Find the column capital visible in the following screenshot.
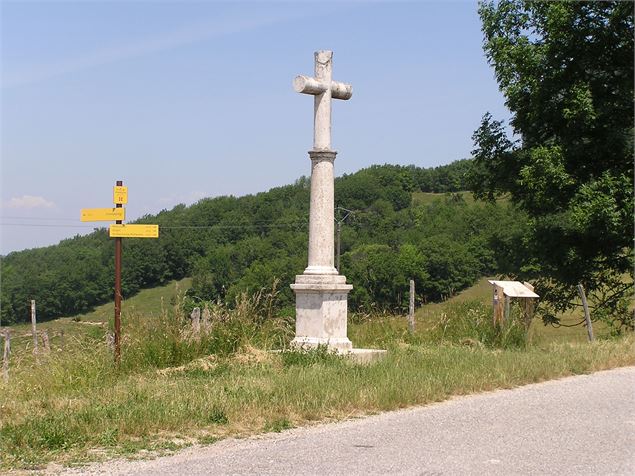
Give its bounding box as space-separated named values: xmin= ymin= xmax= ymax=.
xmin=308 ymin=150 xmax=337 ymax=162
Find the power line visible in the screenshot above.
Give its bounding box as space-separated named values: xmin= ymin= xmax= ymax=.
xmin=0 ymin=222 xmax=310 ymax=230
xmin=0 ymin=223 xmax=98 ymax=228
xmin=0 ymin=216 xmax=81 ymax=221
xmin=1 ymin=210 xmax=375 ymax=232
xmin=161 ymin=223 xmax=308 ymax=230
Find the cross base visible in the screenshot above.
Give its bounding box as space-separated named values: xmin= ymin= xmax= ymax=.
xmin=290 ymin=274 xmax=353 ymax=352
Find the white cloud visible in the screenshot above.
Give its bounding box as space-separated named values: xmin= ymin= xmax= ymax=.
xmin=4 ymin=195 xmax=55 ymax=209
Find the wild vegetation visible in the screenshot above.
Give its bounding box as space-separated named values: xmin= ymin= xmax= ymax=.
xmin=1 ymin=279 xmax=632 ymax=470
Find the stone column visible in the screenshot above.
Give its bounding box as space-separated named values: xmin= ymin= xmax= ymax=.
xmin=306 ymin=150 xmax=337 ymax=275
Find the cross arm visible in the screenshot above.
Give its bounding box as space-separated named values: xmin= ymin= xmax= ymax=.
xmin=293 ymin=75 xmax=353 ymax=100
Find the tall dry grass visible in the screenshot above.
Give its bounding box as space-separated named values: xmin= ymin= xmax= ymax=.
xmin=1 ymin=283 xmax=633 ymax=470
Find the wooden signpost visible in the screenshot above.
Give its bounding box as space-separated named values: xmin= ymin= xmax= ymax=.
xmin=112 ymin=181 xmax=124 ymax=364
xmin=80 ymin=181 xmax=159 ymax=363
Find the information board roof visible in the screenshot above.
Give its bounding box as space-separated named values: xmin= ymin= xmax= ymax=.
xmin=488 ymin=280 xmax=539 ymax=298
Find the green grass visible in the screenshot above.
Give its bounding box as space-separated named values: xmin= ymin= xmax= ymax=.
xmin=1 ymin=278 xmax=191 ymax=362
xmin=75 ymin=277 xmax=193 ymax=323
xmin=411 ymin=191 xmax=512 ymax=207
xmin=2 ymin=337 xmax=632 ymax=470
xmin=451 ymin=277 xmax=615 ymax=345
xmin=1 ymin=276 xmax=633 ymax=470
xmin=350 ymin=276 xmax=611 ymax=349
xmin=411 ymin=191 xmax=476 ymax=206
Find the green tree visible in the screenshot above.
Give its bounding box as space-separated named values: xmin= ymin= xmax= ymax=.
xmin=343 ymin=243 xmax=429 ymax=312
xmin=470 ymin=1 xmax=633 ymax=331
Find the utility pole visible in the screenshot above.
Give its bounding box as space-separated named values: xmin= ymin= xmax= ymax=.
xmin=335 ymin=207 xmax=354 ymax=273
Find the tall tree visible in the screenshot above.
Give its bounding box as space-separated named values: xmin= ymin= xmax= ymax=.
xmin=470 ymin=1 xmax=633 ymax=331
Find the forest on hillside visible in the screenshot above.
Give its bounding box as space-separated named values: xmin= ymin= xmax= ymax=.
xmin=0 ymin=159 xmax=527 ymax=324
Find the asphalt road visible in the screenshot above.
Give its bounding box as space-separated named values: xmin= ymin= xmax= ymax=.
xmin=66 ymin=366 xmax=635 ymax=475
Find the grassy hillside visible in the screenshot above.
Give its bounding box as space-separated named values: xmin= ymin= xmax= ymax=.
xmin=418 ymin=277 xmax=612 ymax=345
xmin=74 ymin=277 xmax=193 ymax=323
xmin=350 ymin=276 xmax=610 ymax=348
xmin=412 ymin=190 xmax=476 ymax=206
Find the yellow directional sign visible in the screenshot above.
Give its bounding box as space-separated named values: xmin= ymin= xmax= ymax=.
xmin=109 ymin=224 xmax=159 ymax=239
xmin=113 ymin=186 xmax=128 ymax=204
xmin=81 ymin=207 xmax=125 ymax=222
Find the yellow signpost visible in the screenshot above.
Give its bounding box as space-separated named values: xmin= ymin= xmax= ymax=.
xmin=109 ymin=224 xmax=159 ymax=239
xmin=80 ymin=182 xmax=159 ymax=364
xmin=80 ymin=207 xmax=125 ymax=222
xmin=113 ymin=186 xmax=128 ymax=204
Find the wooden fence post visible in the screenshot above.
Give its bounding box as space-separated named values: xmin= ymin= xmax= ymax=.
xmin=408 ymin=280 xmax=415 ymax=333
xmin=522 ymin=282 xmax=536 ymax=329
xmin=191 ymin=307 xmax=201 ymax=338
xmin=31 ymin=300 xmax=38 ymax=355
xmin=493 ymin=285 xmax=505 ymax=326
xmin=2 ymin=331 xmax=10 ymax=383
xmin=577 ymin=284 xmax=594 ymax=342
xmin=42 ymin=330 xmax=51 ymax=353
xmin=105 ymin=332 xmax=115 ymax=351
xmin=202 ymin=307 xmax=211 ymax=332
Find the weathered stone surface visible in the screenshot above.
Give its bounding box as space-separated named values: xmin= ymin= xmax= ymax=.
xmin=291 ymin=274 xmax=353 ymax=351
xmin=291 ymin=50 xmax=356 ymax=353
xmin=293 ymin=76 xmax=353 ymax=100
xmin=305 ymin=150 xmax=338 ymax=275
xmin=346 ymin=348 xmax=388 ymax=364
xmin=291 ymin=50 xmax=385 ymax=358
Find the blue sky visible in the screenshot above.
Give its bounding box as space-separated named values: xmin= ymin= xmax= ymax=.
xmin=1 ymin=0 xmax=510 ymax=254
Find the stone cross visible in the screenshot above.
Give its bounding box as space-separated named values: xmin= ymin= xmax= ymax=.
xmin=293 ymin=51 xmax=353 ymax=151
xmin=293 ymin=50 xmax=352 ymax=275
xmin=290 ymin=51 xmax=354 ymax=352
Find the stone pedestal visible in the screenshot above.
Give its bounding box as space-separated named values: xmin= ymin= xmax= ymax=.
xmin=290 ymin=274 xmax=353 ymax=351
